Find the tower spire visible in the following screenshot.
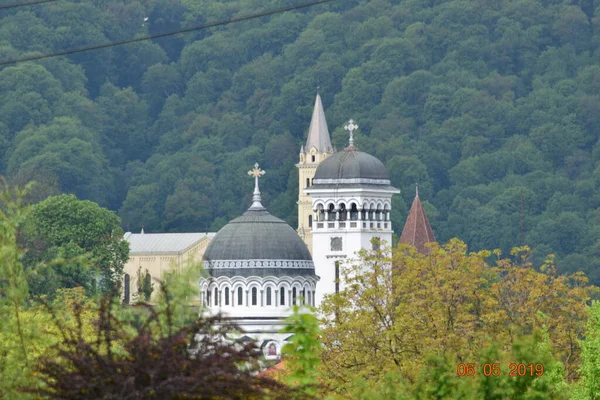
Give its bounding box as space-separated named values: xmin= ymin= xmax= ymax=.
xmin=305 ymin=91 xmax=332 ymax=153
xmin=247 ymin=163 xmax=266 ymax=211
xmin=400 ymin=190 xmax=436 ymax=254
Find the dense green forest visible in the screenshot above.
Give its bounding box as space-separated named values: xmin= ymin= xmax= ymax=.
xmin=1 ymin=0 xmax=599 ymax=282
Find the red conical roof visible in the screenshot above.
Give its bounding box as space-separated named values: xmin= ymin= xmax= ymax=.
xmin=399 ymin=190 xmax=436 ymax=254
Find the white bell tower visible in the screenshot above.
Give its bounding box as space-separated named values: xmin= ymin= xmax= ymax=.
xmin=305 ymin=120 xmax=400 ymax=307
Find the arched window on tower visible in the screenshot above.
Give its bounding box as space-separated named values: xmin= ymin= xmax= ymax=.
xmin=266 ymin=287 xmax=272 ymax=306
xmin=237 ymin=287 xmax=243 ymax=306
xmin=350 ymin=203 xmax=358 ymax=220
xmin=207 ymin=290 xmax=212 ymax=306
xmin=280 ymin=286 xmax=285 ymax=306
xmin=340 ymin=203 xmax=347 ymax=221
xmin=306 ymin=178 xmax=310 ymax=188
xmin=292 ymin=287 xmax=297 ymax=305
xmin=327 ymin=203 xmax=335 ymax=220
xmin=214 ymin=288 xmax=218 ymax=306
xmin=308 ymin=215 xmax=312 ymax=228
xmin=251 ymin=287 xmax=257 ymax=306
xmin=311 ymin=155 xmax=315 ymax=162
xmin=224 ymin=287 xmax=230 ymax=306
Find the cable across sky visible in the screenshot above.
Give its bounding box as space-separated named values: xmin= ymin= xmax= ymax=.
xmin=0 ymin=0 xmax=59 ymax=11
xmin=0 ymin=0 xmax=338 ymax=66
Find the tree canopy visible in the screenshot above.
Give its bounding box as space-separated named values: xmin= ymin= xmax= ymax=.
xmin=317 ymin=240 xmax=598 ymax=398
xmin=19 ymin=194 xmax=129 ymax=296
xmin=0 ymin=0 xmax=599 ymax=282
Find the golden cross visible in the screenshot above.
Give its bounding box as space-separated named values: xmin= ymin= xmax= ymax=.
xmin=248 ymin=163 xmax=265 ymax=179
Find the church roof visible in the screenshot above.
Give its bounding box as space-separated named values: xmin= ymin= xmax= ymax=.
xmin=313 ymin=149 xmax=391 ymax=182
xmin=203 ymin=163 xmax=315 ymax=279
xmin=305 ymin=93 xmax=332 ymax=153
xmin=203 ymin=210 xmax=313 ymax=262
xmin=124 ymin=232 xmax=215 ymax=255
xmin=399 ymin=190 xmax=436 ymax=254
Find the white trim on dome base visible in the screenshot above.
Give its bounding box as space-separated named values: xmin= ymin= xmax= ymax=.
xmin=313 ymin=178 xmax=392 ymax=185
xmin=204 ymin=259 xmax=315 ymax=269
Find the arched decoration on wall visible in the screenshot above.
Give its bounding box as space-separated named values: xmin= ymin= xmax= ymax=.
xmin=237 ymin=286 xmax=243 ymax=306
xmin=374 ymin=202 xmax=383 ymax=220
xmin=327 ymin=203 xmax=336 ymax=220
xmin=266 ymin=286 xmax=272 ymax=306
xmin=339 ymin=202 xmax=347 ymax=221
xmin=315 ymin=203 xmax=325 ymax=222
xmin=280 ymin=285 xmax=286 ymax=306
xmin=349 ymin=202 xmax=358 ymax=220
xmin=251 ymin=287 xmax=258 ymax=306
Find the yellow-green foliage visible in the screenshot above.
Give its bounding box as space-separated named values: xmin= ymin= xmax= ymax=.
xmin=0 ymin=181 xmax=98 ymax=398
xmin=0 ymin=289 xmax=97 ymax=399
xmin=319 ymin=239 xmax=595 ymax=397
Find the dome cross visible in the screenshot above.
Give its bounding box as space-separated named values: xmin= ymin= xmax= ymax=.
xmin=248 ymin=163 xmax=266 ymax=210
xmin=344 ymin=119 xmax=359 ymax=148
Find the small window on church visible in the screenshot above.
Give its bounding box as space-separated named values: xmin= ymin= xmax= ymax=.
xmin=292 ymin=287 xmax=297 ymax=305
xmin=214 ymin=288 xmax=218 ymax=306
xmin=306 ymin=178 xmax=310 ymax=188
xmin=312 ymin=155 xmax=315 ymax=162
xmin=308 ymin=215 xmax=312 ymax=228
xmin=266 ymin=287 xmax=272 ymax=306
xmin=280 ymin=286 xmax=285 ymax=306
xmin=237 ymin=287 xmax=243 ymax=305
xmin=372 ymin=237 xmax=381 ymax=251
xmin=251 ymin=287 xmax=257 ymax=306
xmin=207 ymin=290 xmax=211 ymax=306
xmin=124 ymin=274 xmax=130 ymax=304
xmin=307 ymin=290 xmax=311 ymax=305
xmin=331 ymin=237 xmax=342 ymax=251
xmin=302 ymin=289 xmax=306 ymax=305
xmin=225 ymin=287 xmax=229 ymax=306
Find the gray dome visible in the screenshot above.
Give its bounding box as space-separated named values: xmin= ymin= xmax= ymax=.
xmin=203 ymin=209 xmax=315 ymax=278
xmin=314 ymin=149 xmax=389 ymax=181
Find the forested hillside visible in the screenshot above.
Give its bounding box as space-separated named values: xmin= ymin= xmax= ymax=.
xmin=1 ymin=0 xmax=599 ymax=282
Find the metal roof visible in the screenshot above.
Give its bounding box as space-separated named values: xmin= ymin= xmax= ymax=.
xmin=124 ymin=232 xmax=216 ymax=255
xmin=399 ymin=193 xmax=436 ymax=254
xmin=314 ymin=149 xmax=390 ymax=181
xmin=203 ymin=209 xmax=313 ymax=262
xmin=305 ymin=93 xmax=332 ymax=153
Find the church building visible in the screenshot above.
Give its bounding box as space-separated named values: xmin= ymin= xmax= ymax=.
xmin=122 ymin=90 xmax=436 ymax=358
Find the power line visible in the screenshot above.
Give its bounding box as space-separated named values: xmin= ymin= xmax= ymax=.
xmin=0 ymin=0 xmax=337 ymax=66
xmin=0 ymin=0 xmax=58 ymax=11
